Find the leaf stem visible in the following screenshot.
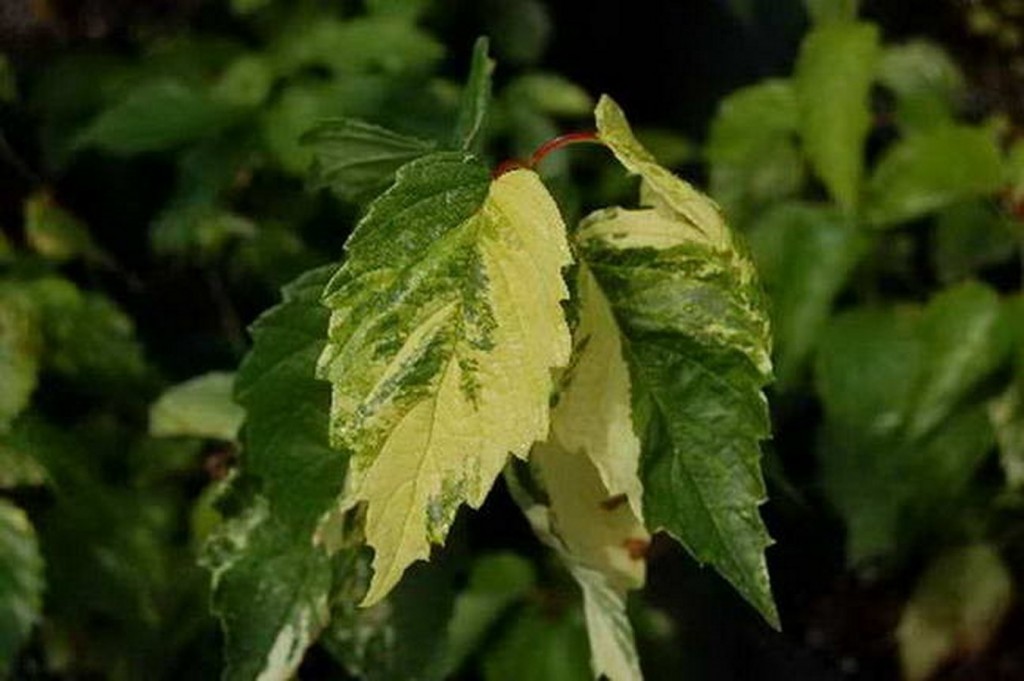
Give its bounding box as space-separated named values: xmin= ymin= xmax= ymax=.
xmin=493 ymin=130 xmax=601 ymax=178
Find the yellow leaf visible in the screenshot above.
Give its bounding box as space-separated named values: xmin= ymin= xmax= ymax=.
xmin=317 ymin=166 xmax=572 ymax=606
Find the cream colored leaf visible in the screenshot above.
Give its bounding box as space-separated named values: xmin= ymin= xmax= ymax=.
xmin=553 ymin=264 xmax=644 ymax=522
xmin=596 ymin=94 xmax=730 ymax=246
xmin=316 ymin=162 xmax=572 ymax=606
xmin=521 ymin=441 xmax=647 ymax=681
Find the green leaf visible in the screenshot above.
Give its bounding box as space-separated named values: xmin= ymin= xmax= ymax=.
xmin=877 ymin=41 xmax=964 ymax=131
xmin=324 ymin=546 xmax=461 ymax=681
xmin=205 ymin=267 xmax=346 ymax=681
xmin=803 ymin=0 xmax=860 ymax=24
xmin=485 ymin=0 xmax=552 ymax=66
xmin=75 ymin=80 xmax=239 ymax=155
xmin=707 ymin=79 xmax=804 ymax=220
xmin=149 ymin=372 xmax=244 ymax=441
xmin=932 ymin=201 xmax=1019 ymax=283
xmin=211 ymin=55 xmax=273 ymax=108
xmin=816 ymin=283 xmax=1009 ymax=562
xmin=589 ymin=96 xmax=778 ymax=626
xmin=0 ymin=499 xmax=44 ymax=671
xmin=23 ymin=191 xmax=102 ymax=264
xmin=303 ymin=118 xmax=436 ymax=203
xmin=897 ymin=545 xmax=1012 ymax=681
xmin=25 ymin=278 xmax=149 ymax=390
xmin=365 ymin=0 xmax=429 ymax=21
xmin=1005 ymin=138 xmax=1024 ymax=203
xmin=483 ymin=604 xmax=592 ymax=681
xmin=820 ymin=406 xmax=994 ymax=564
xmin=505 ymin=74 xmax=592 ymax=118
xmin=260 ymin=79 xmax=394 ymax=176
xmin=906 ymin=282 xmax=1009 ymax=438
xmin=272 ymin=17 xmax=443 ymax=78
xmin=989 ymin=382 xmax=1024 ymax=489
xmin=151 ymin=205 xmax=256 ymax=259
xmin=0 ymin=287 xmax=40 ymax=432
xmin=316 ymin=154 xmax=572 ymax=605
xmin=437 ymin=553 xmax=536 ymax=677
xmin=747 ymin=203 xmax=867 ymax=387
xmin=866 ymin=126 xmax=1004 ymax=227
xmin=204 ymin=501 xmax=334 ymax=681
xmin=0 ymin=436 xmax=48 ymax=489
xmin=451 ymin=37 xmax=495 ymax=152
xmin=795 ymin=21 xmax=880 ymax=211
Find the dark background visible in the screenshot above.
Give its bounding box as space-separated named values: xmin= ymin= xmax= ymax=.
xmin=1 ymin=1 xmax=1021 ymax=680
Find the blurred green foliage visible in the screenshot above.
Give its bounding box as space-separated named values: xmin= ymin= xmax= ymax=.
xmin=0 ymin=0 xmax=1023 ymax=679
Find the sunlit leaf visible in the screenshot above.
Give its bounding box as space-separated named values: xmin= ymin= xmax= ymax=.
xmin=0 ymin=499 xmax=44 ymax=671
xmin=591 ymin=96 xmax=777 ymax=626
xmin=898 ymin=545 xmax=1012 ymax=681
xmin=795 ymin=21 xmax=880 ymax=211
xmin=866 ymin=126 xmax=1004 ymax=227
xmin=316 ymin=155 xmax=572 ymax=605
xmin=150 ymin=372 xmax=243 ymax=441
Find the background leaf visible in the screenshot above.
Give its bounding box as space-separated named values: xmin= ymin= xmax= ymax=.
xmin=205 ymin=266 xmax=345 ymax=681
xmin=304 ymin=119 xmax=436 ymax=203
xmin=0 ymin=499 xmax=44 ymax=672
xmin=897 ymin=545 xmax=1013 ymax=681
xmin=747 ymin=202 xmax=867 ymax=387
xmin=149 ymin=372 xmax=244 ymax=441
xmin=75 ymin=80 xmax=240 ymax=155
xmin=795 ymin=21 xmax=880 ymax=211
xmin=866 ymin=126 xmax=1004 ymax=227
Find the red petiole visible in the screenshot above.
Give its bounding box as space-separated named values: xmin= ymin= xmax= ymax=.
xmin=493 ymin=131 xmax=601 ymax=178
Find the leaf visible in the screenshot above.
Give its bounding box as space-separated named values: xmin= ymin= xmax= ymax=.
xmin=877 ymin=41 xmax=964 ymax=131
xmin=505 ymin=74 xmax=593 ymax=118
xmin=707 ymin=79 xmax=804 ymax=220
xmin=803 ymin=0 xmax=860 ymax=24
xmin=150 ymin=205 xmax=256 ymax=259
xmin=553 ymin=266 xmax=645 ymax=520
xmin=451 ymin=37 xmax=495 ymax=153
xmin=989 ymin=382 xmax=1024 ymax=489
xmin=316 ymin=154 xmax=572 ymax=605
xmin=324 ymin=545 xmax=461 ymax=681
xmin=795 ymin=21 xmax=880 ymax=211
xmin=211 ymin=55 xmax=273 ymax=108
xmin=905 ymin=282 xmax=1009 ymax=439
xmin=205 ymin=267 xmax=347 ymax=681
xmin=514 ymin=440 xmax=647 ymax=681
xmin=483 ymin=604 xmax=592 ymax=681
xmin=75 ymin=80 xmax=239 ymax=155
xmin=149 ymin=372 xmax=244 ymax=441
xmin=0 ymin=499 xmax=44 ymax=671
xmin=437 ymin=553 xmax=536 ymax=678
xmin=932 ymin=201 xmax=1019 ymax=283
xmin=747 ymin=203 xmax=868 ymax=387
xmin=23 ymin=191 xmax=102 ymax=264
xmin=303 ymin=119 xmax=436 ymax=203
xmin=24 ymin=278 xmax=148 ymax=391
xmin=589 ymin=95 xmax=778 ymax=626
xmin=485 ymin=0 xmax=552 ymax=66
xmin=897 ymin=545 xmax=1013 ymax=681
xmin=865 ymin=126 xmax=1004 ymax=227
xmin=816 ymin=284 xmax=1009 ymax=562
xmin=260 ymin=79 xmax=394 ymax=176
xmin=365 ymin=0 xmax=429 ymax=21
xmin=820 ymin=406 xmax=994 ymax=564
xmin=0 ymin=286 xmax=40 ymax=432
xmin=272 ymin=17 xmax=443 ymax=78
